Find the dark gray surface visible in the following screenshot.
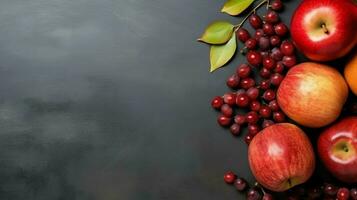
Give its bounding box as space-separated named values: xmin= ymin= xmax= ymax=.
xmin=0 ymin=0 xmax=300 ymax=199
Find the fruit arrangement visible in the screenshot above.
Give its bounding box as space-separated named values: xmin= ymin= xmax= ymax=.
xmin=198 ymin=0 xmax=357 ymax=199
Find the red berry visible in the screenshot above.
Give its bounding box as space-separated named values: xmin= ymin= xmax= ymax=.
xmin=274 ymin=61 xmax=284 ymax=73
xmin=280 ymin=40 xmax=295 ymax=56
xmin=211 ymin=96 xmax=224 ymax=109
xmin=263 ymin=193 xmax=274 ymax=200
xmin=226 ymin=74 xmax=240 ymax=88
xmin=270 ymin=35 xmax=281 ymax=47
xmin=249 ymin=14 xmax=263 ymax=29
xmin=260 ymin=79 xmax=271 ymax=90
xmin=282 ymin=55 xmax=296 ymax=68
xmin=254 ymin=29 xmax=265 ymax=40
xmin=262 ymin=119 xmax=275 ymax=128
xmin=247 ymin=51 xmax=262 ymax=66
xmin=246 ymin=111 xmax=259 ymax=124
xmin=248 ymin=124 xmax=260 ymax=136
xmin=240 ymin=78 xmax=255 ymax=89
xmin=259 ymin=105 xmax=272 ymax=118
xmin=237 ymin=28 xmax=251 ymax=42
xmin=234 ymin=114 xmax=246 ymax=125
xmin=223 ymin=171 xmax=236 ymax=184
xmin=250 ymin=100 xmax=261 ymax=111
xmin=236 ymin=63 xmax=251 ymax=78
xmin=263 ymin=23 xmax=275 ymax=35
xmin=244 ymin=134 xmax=253 ymax=145
xmin=260 ymin=68 xmax=271 ymax=78
xmin=221 ymin=104 xmax=233 ymax=117
xmin=337 ymin=188 xmax=350 ymax=200
xmin=273 ymin=111 xmax=286 ymax=122
xmin=271 ymin=0 xmax=283 ymax=11
xmin=324 ymin=184 xmax=338 ymax=196
xmin=271 ymin=47 xmax=283 ymax=61
xmin=230 ymin=123 xmax=241 ymax=136
xmin=236 ymin=93 xmax=250 ymax=107
xmin=263 ymin=56 xmax=276 ymax=70
xmin=247 ymin=87 xmax=260 ymax=100
xmin=218 ymin=115 xmax=232 ymax=126
xmin=263 ymin=89 xmax=276 ymax=101
xmin=259 ymin=36 xmax=270 ymax=50
xmin=274 ymin=23 xmax=288 ymax=36
xmin=247 ymin=188 xmax=262 ymax=200
xmin=234 ymin=178 xmax=247 ymax=191
xmin=223 ymin=92 xmax=236 ymax=106
xmin=245 ymin=38 xmax=258 ymax=50
xmin=268 ymin=100 xmax=280 ymax=111
xmin=350 ymin=188 xmax=357 ymax=200
xmin=270 ymin=73 xmax=284 ymax=86
xmin=265 ymin=10 xmax=280 ymax=24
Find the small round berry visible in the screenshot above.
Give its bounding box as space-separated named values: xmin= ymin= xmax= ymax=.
xmin=240 ymin=78 xmax=255 ymax=89
xmin=273 ymin=111 xmax=286 ymax=122
xmin=274 ymin=23 xmax=288 ymax=37
xmin=263 ymin=56 xmax=276 ymax=70
xmin=263 ymin=23 xmax=275 ymax=35
xmin=230 ymin=123 xmax=241 ymax=136
xmin=259 ymin=105 xmax=272 ymax=118
xmin=337 ymin=188 xmax=350 ymax=200
xmin=254 ymin=29 xmax=265 ymax=40
xmin=211 ymin=96 xmax=224 ymax=109
xmin=236 ymin=93 xmax=250 ymax=107
xmin=234 ymin=114 xmax=246 ymax=125
xmin=324 ymin=184 xmax=338 ymax=196
xmin=265 ymin=10 xmax=280 ymax=24
xmin=274 ymin=61 xmax=284 ymax=73
xmin=248 ymin=124 xmax=260 ymax=136
xmin=247 ymin=51 xmax=262 ymax=66
xmin=271 ymin=0 xmax=283 ymax=11
xmin=218 ymin=115 xmax=232 ymax=126
xmin=250 ymin=100 xmax=261 ymax=111
xmin=223 ymin=171 xmax=236 ymax=184
xmin=245 ymin=38 xmax=258 ymax=50
xmin=247 ymin=87 xmax=260 ymax=100
xmin=236 ymin=63 xmax=251 ymax=78
xmin=262 ymin=119 xmax=275 ymax=128
xmin=260 ymin=68 xmax=271 ymax=78
xmin=249 ymin=14 xmax=263 ymax=29
xmin=221 ymin=104 xmax=233 ymax=117
xmin=263 ymin=89 xmax=276 ymax=101
xmin=234 ymin=178 xmax=247 ymax=191
xmin=262 ymin=193 xmax=274 ymax=200
xmin=237 ymin=28 xmax=251 ymax=42
xmin=280 ymin=40 xmax=295 ymax=56
xmin=282 ymin=55 xmax=297 ymax=68
xmin=270 ymin=35 xmax=281 ymax=47
xmin=246 ymin=111 xmax=259 ymax=124
xmin=268 ymin=100 xmax=280 ymax=111
xmin=223 ymin=92 xmax=236 ymax=106
xmin=260 ymin=79 xmax=271 ymax=90
xmin=259 ymin=36 xmax=270 ymax=50
xmin=226 ymin=74 xmax=240 ymax=88
xmin=271 ymin=47 xmax=283 ymax=61
xmin=350 ymin=188 xmax=357 ymax=200
xmin=244 ymin=134 xmax=253 ymax=145
xmin=270 ymin=73 xmax=284 ymax=86
xmin=247 ymin=188 xmax=261 ymax=200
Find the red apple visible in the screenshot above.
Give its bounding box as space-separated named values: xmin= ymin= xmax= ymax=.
xmin=277 ymin=62 xmax=348 ymax=128
xmin=318 ymin=117 xmax=357 ymax=183
xmin=248 ymin=123 xmax=315 ymax=192
xmin=290 ymin=0 xmax=357 ymax=61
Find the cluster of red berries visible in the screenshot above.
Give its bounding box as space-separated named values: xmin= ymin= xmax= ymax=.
xmin=210 ymin=0 xmax=296 ymax=145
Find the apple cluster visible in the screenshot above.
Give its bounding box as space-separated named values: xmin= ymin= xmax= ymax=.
xmin=210 ymin=0 xmax=357 ymax=199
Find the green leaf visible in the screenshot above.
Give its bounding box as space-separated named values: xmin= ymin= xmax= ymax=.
xmin=221 ymin=0 xmax=254 ymax=16
xmin=198 ymin=21 xmax=234 ymax=44
xmin=210 ymin=34 xmax=236 ymax=72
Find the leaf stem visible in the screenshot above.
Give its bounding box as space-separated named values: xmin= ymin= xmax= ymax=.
xmin=234 ymin=0 xmax=268 ymax=32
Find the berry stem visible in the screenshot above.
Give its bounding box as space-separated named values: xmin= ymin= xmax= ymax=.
xmin=234 ymin=0 xmax=268 ymax=32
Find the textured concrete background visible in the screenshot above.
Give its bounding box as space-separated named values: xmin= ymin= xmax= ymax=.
xmin=0 ymin=0 xmax=311 ymax=199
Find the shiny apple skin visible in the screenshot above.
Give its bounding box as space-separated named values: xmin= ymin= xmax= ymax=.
xmin=277 ymin=62 xmax=348 ymax=128
xmin=318 ymin=117 xmax=357 ymax=183
xmin=248 ymin=123 xmax=315 ymax=192
xmin=290 ymin=0 xmax=357 ymax=61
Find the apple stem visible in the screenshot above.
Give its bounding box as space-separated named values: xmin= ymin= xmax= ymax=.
xmin=233 ymin=0 xmax=268 ymax=32
xmin=254 ymin=182 xmax=266 ymax=195
xmin=321 ymin=23 xmax=329 ymax=34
